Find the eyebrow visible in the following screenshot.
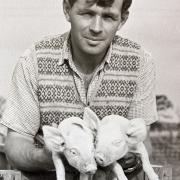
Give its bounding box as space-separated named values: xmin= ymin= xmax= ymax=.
xmin=78 ymin=8 xmax=94 ymax=13
xmin=78 ymin=8 xmax=120 ymax=19
xmin=103 ymin=11 xmax=119 ymax=19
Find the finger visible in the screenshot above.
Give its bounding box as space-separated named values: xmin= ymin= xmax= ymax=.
xmin=52 ymin=123 xmax=58 ymax=128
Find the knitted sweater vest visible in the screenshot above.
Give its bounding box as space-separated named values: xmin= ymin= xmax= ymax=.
xmin=35 ymin=34 xmax=141 ymax=127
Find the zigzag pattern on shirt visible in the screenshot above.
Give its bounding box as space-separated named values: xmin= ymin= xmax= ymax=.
xmin=96 ymin=79 xmax=136 ymax=98
xmin=112 ymin=36 xmax=141 ymax=50
xmin=91 ymin=105 xmax=129 ymax=119
xmin=109 ymin=53 xmax=140 ymax=72
xmin=38 ymin=84 xmax=79 ymax=104
xmin=40 ymin=104 xmax=129 ymax=126
xmin=37 ymin=57 xmax=69 ymax=76
xmin=40 ymin=111 xmax=84 ymax=126
xmin=35 ymin=35 xmax=64 ymax=50
xmin=35 ymin=33 xmax=141 ymax=126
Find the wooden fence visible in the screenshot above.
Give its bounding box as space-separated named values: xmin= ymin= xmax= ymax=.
xmin=0 ymin=166 xmax=172 ymax=180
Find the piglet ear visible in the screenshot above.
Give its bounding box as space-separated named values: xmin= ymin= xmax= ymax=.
xmin=126 ymin=118 xmax=147 ymax=146
xmin=42 ymin=126 xmax=65 ymax=153
xmin=83 ymin=107 xmax=100 ymax=133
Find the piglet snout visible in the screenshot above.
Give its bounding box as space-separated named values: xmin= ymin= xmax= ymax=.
xmin=95 ymin=152 xmax=106 ymax=166
xmin=82 ymin=163 xmax=97 ymax=174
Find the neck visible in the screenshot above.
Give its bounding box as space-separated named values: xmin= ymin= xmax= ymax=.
xmin=70 ymin=38 xmax=108 ymax=74
xmin=74 ymin=53 xmax=105 ymax=74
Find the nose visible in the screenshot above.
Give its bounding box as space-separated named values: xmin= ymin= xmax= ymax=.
xmin=95 ymin=153 xmax=105 ymax=165
xmin=84 ymin=164 xmax=97 ymax=174
xmin=90 ymin=16 xmax=103 ymax=34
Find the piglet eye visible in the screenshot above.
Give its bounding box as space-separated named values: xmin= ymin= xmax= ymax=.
xmin=69 ymin=148 xmax=79 ymax=156
xmin=112 ymin=139 xmax=123 ymax=146
xmin=94 ymin=139 xmax=98 ymax=144
xmin=60 ymin=142 xmax=65 ymax=147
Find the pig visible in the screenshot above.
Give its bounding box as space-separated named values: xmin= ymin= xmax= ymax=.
xmin=84 ymin=108 xmax=159 ymax=180
xmin=42 ymin=110 xmax=97 ymax=180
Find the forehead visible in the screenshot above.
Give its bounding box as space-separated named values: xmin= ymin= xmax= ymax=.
xmin=73 ymin=0 xmax=123 ymax=14
xmin=97 ymin=122 xmax=124 ymax=139
xmin=66 ymin=132 xmax=94 ymax=149
xmin=67 ymin=127 xmax=93 ymax=141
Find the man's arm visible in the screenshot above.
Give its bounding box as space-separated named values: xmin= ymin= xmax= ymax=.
xmin=5 ymin=129 xmax=54 ymax=172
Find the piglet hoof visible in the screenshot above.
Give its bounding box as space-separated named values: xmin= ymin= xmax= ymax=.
xmin=114 ymin=171 xmax=128 ymax=180
xmin=148 ymin=174 xmax=159 ymax=180
xmin=112 ymin=177 xmax=118 ymax=180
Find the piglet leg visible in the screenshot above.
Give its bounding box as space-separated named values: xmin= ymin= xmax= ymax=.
xmin=52 ymin=152 xmax=66 ymax=180
xmin=80 ymin=174 xmax=93 ymax=180
xmin=112 ymin=162 xmax=128 ymax=180
xmin=135 ymin=143 xmax=159 ymax=180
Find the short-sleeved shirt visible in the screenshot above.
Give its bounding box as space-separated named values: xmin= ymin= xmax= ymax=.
xmin=1 ymin=32 xmax=158 ymax=137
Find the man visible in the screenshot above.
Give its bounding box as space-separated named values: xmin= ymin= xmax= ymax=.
xmin=1 ymin=0 xmax=157 ymax=179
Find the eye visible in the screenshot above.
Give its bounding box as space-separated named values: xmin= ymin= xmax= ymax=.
xmin=69 ymin=148 xmax=79 ymax=156
xmin=103 ymin=15 xmax=113 ymax=20
xmin=85 ymin=12 xmax=93 ymax=16
xmin=112 ymin=139 xmax=123 ymax=146
xmin=60 ymin=142 xmax=65 ymax=147
xmin=91 ymin=147 xmax=95 ymax=154
xmin=103 ymin=14 xmax=119 ymax=22
xmin=94 ymin=138 xmax=98 ymax=144
xmin=79 ymin=11 xmax=94 ymax=18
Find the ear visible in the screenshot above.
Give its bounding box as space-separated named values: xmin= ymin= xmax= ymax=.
xmin=63 ymin=0 xmax=71 ymax=22
xmin=125 ymin=118 xmax=147 ymax=146
xmin=72 ymin=122 xmax=84 ymax=129
xmin=118 ymin=11 xmax=129 ymax=30
xmin=42 ymin=126 xmax=65 ymax=153
xmin=83 ymin=107 xmax=100 ymax=133
xmin=125 ymin=134 xmax=139 ymax=147
xmin=71 ymin=122 xmax=86 ymax=132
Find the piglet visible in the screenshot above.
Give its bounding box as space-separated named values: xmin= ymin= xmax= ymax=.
xmin=42 ymin=110 xmax=97 ymax=180
xmin=84 ymin=108 xmax=159 ymax=180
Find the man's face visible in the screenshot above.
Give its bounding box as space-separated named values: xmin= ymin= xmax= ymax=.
xmin=66 ymin=0 xmax=124 ymax=56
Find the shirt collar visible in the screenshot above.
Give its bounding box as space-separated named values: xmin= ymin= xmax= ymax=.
xmin=58 ymin=31 xmax=71 ymax=65
xmin=104 ymin=42 xmax=112 ymax=65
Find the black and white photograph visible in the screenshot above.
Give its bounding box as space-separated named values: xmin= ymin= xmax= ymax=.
xmin=0 ymin=0 xmax=179 ymax=180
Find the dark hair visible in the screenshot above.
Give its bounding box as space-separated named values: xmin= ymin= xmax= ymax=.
xmin=68 ymin=0 xmax=132 ymax=14
xmin=122 ymin=0 xmax=132 ymax=14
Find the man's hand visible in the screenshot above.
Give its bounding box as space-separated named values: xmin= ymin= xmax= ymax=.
xmin=117 ymin=152 xmax=142 ymax=176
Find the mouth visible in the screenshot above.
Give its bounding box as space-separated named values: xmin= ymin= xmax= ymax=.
xmin=84 ymin=37 xmax=103 ymax=46
xmin=96 ymin=157 xmax=112 ymax=167
xmin=85 ymin=170 xmax=96 ymax=175
xmin=84 ymin=36 xmax=103 ymax=41
xmin=99 ymin=161 xmax=110 ymax=167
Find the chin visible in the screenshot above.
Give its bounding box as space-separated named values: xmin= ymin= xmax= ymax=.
xmin=82 ymin=45 xmax=107 ymax=56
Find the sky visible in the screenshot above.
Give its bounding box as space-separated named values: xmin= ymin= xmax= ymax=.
xmin=0 ymin=0 xmax=180 ymax=108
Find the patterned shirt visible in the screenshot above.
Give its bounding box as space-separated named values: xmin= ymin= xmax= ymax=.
xmin=1 ymin=32 xmax=158 ymax=137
